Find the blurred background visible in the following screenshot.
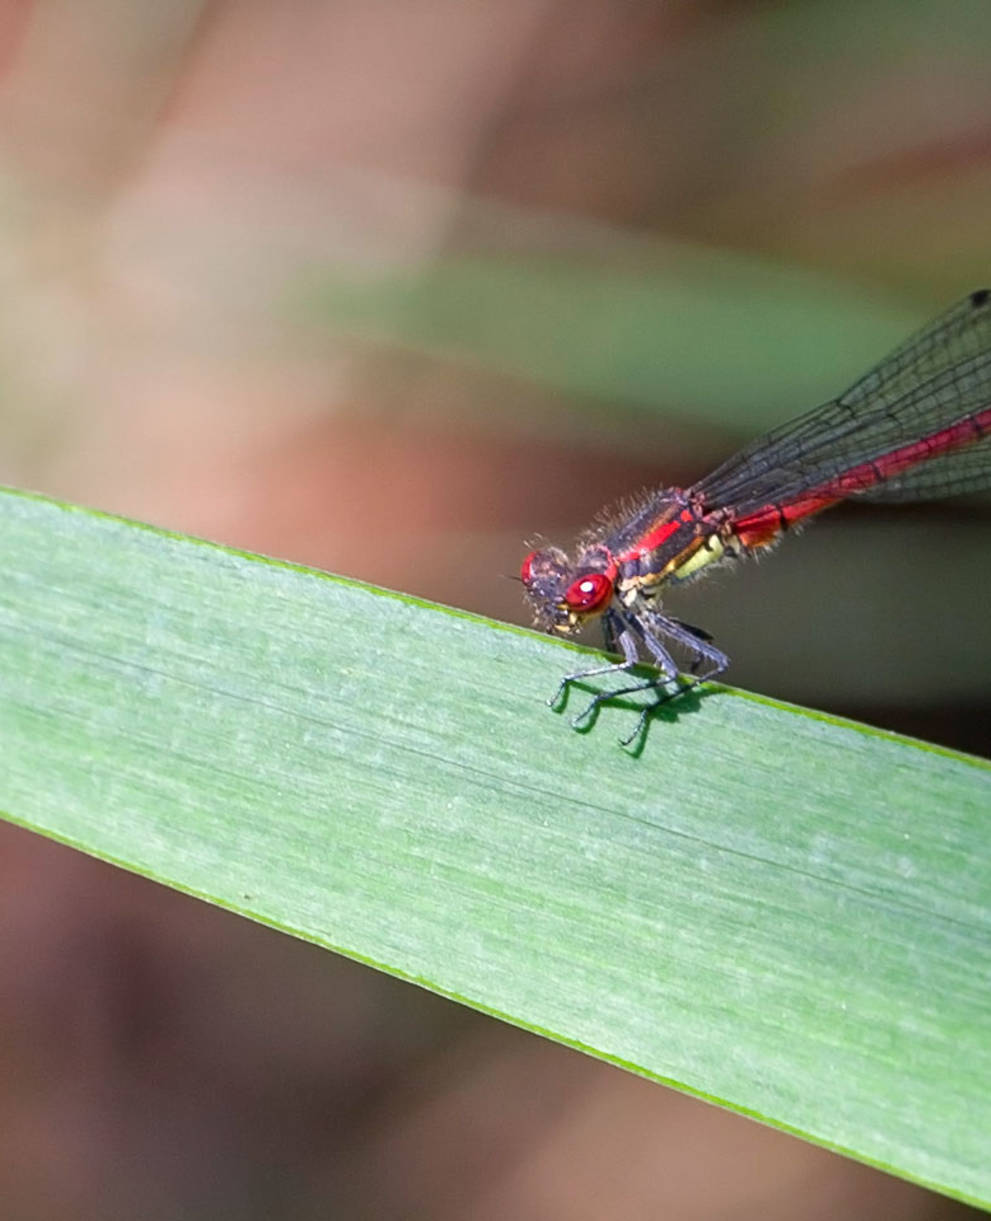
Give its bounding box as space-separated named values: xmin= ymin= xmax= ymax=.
xmin=0 ymin=1 xmax=988 ymax=1217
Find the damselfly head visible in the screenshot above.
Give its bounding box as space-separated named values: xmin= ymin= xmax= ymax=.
xmin=521 ymin=543 xmax=617 ymax=635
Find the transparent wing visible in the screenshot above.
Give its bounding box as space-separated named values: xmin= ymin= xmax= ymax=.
xmin=694 ymin=290 xmax=991 ymax=513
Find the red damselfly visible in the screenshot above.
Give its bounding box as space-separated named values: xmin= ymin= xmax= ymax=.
xmin=521 ymin=289 xmax=991 ymax=742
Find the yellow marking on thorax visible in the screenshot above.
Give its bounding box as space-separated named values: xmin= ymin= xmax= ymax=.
xmin=667 ymin=533 xmax=726 ymax=582
xmin=618 ymin=533 xmax=727 ymax=604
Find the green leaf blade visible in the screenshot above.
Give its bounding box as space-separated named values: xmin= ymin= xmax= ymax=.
xmin=1 ymin=486 xmax=989 ymax=1207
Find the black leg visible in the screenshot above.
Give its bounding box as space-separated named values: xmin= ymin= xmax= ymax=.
xmin=550 ymin=619 xmax=641 ymax=720
xmin=552 ymin=606 xmax=729 ymax=742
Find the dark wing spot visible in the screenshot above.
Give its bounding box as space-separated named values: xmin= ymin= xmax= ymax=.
xmin=970 ymin=288 xmax=990 ymax=308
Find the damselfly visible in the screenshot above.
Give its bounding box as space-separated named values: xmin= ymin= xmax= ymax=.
xmin=521 ymin=289 xmax=991 ymax=742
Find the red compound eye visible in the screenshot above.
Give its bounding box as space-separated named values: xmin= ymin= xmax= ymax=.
xmin=563 ymin=572 xmax=613 ymax=613
xmin=520 ymin=550 xmax=538 ymax=584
